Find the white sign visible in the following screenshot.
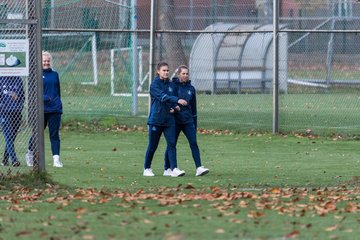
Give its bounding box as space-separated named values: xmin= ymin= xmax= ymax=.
xmin=0 ymin=39 xmax=29 ymax=76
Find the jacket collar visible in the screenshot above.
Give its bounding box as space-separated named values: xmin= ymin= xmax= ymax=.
xmin=172 ymin=77 xmax=191 ymax=86
xmin=156 ymin=76 xmax=170 ymax=84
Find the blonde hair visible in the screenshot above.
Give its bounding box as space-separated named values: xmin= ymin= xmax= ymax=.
xmin=177 ymin=65 xmax=189 ymax=74
xmin=42 ymin=51 xmax=53 ymax=68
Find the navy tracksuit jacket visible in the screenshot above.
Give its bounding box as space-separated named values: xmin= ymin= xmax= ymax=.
xmin=43 ymin=68 xmax=62 ymax=114
xmin=144 ymin=76 xmax=180 ymax=170
xmin=0 ymin=76 xmax=24 ymax=165
xmin=29 ymin=68 xmax=63 ymax=156
xmin=164 ymin=78 xmax=202 ymax=169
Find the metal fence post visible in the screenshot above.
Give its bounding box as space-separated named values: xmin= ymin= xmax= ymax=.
xmin=272 ymin=0 xmax=279 ymax=134
xmin=148 ymin=0 xmax=157 ymax=114
xmin=28 ymin=0 xmax=45 ymax=171
xmin=131 ymin=0 xmax=138 ymax=115
xmin=36 ymin=0 xmax=45 ymax=171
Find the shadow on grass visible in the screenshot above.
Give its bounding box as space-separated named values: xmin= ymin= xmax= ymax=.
xmin=0 ymin=171 xmax=66 ymax=192
xmin=345 ymin=176 xmax=360 ymax=187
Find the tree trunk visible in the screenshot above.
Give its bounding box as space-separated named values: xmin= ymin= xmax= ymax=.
xmin=157 ymin=0 xmax=187 ymax=71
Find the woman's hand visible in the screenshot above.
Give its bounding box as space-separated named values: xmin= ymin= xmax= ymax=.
xmin=178 ymin=99 xmax=187 ymax=106
xmin=10 ymin=92 xmax=18 ymax=101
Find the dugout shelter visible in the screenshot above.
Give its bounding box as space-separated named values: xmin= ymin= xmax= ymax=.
xmin=189 ymin=23 xmax=288 ymax=94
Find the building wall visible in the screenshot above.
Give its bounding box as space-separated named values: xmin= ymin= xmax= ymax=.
xmin=40 ymin=0 xmax=257 ymax=30
xmin=280 ymin=0 xmax=301 ymax=18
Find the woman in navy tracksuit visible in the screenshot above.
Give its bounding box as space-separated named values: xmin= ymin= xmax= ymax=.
xmin=164 ymin=65 xmax=209 ymax=176
xmin=143 ymin=62 xmax=188 ymax=177
xmin=0 ymin=76 xmax=24 ymax=167
xmin=26 ymin=51 xmax=63 ymax=167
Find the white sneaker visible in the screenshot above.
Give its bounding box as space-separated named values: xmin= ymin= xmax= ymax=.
xmin=25 ymin=150 xmax=34 ymax=167
xmin=171 ymin=168 xmax=185 ymax=177
xmin=53 ymin=155 xmax=63 ymax=168
xmin=163 ymin=168 xmax=172 ymax=176
xmin=195 ymin=166 xmax=209 ymax=176
xmin=143 ymin=168 xmax=155 ymax=177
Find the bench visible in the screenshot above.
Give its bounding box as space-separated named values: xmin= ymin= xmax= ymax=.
xmin=214 ymin=78 xmax=272 ymax=94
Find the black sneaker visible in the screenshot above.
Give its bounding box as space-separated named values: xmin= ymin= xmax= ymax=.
xmin=1 ymin=161 xmax=8 ymax=166
xmin=12 ymin=161 xmax=20 ymax=167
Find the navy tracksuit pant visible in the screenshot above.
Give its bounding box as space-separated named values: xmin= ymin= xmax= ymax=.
xmin=164 ymin=122 xmax=201 ymax=170
xmin=144 ymin=124 xmax=178 ymax=170
xmin=1 ymin=112 xmax=22 ymax=165
xmin=29 ymin=113 xmax=61 ymax=155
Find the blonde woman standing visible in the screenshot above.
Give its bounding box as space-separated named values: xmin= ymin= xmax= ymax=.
xmin=26 ymin=51 xmax=63 ymax=167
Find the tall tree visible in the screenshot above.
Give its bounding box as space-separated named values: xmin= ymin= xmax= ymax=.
xmin=157 ymin=0 xmax=187 ymax=71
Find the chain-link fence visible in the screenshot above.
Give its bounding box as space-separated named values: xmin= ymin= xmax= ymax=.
xmin=38 ymin=0 xmax=360 ymax=135
xmin=0 ymin=0 xmax=42 ymax=177
xmin=1 ymin=0 xmax=359 ymax=177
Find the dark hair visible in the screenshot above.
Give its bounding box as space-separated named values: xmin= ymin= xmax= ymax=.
xmin=157 ymin=62 xmax=169 ymax=70
xmin=177 ymin=65 xmax=189 ymax=74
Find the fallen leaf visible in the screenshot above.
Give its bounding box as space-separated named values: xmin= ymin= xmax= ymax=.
xmin=270 ymin=188 xmax=281 ymax=194
xmin=325 ymin=224 xmax=339 ymax=232
xmin=82 ymin=235 xmax=95 ymax=240
xmin=185 ymin=184 xmax=195 ymax=189
xmin=158 ymin=210 xmax=173 ymax=216
xmin=143 ymin=219 xmax=153 ymax=224
xmin=16 ymin=231 xmax=32 ymax=237
xmin=285 ymin=230 xmax=300 ymax=238
xmin=247 ymin=211 xmax=265 ymax=218
xmin=165 ymin=234 xmax=184 ymax=240
xmin=215 ymin=228 xmax=225 ymax=233
xmin=74 ymin=208 xmax=87 ymax=214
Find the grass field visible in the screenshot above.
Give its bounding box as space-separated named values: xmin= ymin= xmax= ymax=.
xmin=61 ymin=92 xmax=360 ymax=135
xmin=50 ymin=59 xmax=360 ymax=136
xmin=0 ymin=130 xmax=359 ymax=239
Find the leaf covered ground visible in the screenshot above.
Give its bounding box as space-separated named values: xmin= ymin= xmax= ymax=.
xmin=0 ymin=181 xmax=359 ymax=239
xmin=0 ymin=130 xmax=359 ymax=239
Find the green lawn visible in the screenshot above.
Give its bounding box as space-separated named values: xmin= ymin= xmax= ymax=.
xmin=61 ymin=92 xmax=360 ymax=135
xmin=49 ymin=60 xmax=360 ymax=136
xmin=0 ymin=130 xmax=359 ymax=239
